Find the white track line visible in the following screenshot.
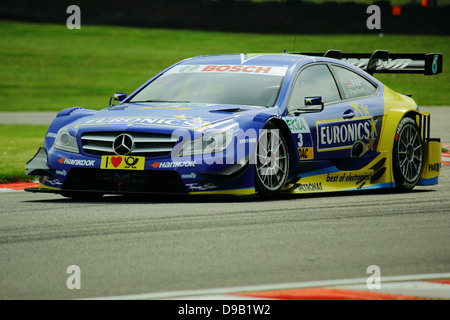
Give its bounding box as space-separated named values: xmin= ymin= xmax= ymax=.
xmin=337 ymin=281 xmax=450 ymax=299
xmin=84 ymin=272 xmax=450 ymax=300
xmin=0 ymin=188 xmax=24 ymax=193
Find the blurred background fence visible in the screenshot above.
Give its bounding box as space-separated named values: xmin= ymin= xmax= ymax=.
xmin=0 ymin=0 xmax=449 ymax=34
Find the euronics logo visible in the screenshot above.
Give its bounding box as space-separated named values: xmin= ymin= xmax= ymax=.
xmin=317 ymin=118 xmax=374 ymax=151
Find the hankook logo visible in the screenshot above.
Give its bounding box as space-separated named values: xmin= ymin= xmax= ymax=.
xmin=113 ymin=134 xmax=134 ymax=156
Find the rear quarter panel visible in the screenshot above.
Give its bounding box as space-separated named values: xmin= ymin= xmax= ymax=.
xmin=378 ymin=85 xmax=419 ymax=152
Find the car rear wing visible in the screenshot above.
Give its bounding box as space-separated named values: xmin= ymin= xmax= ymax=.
xmin=293 ymin=50 xmax=443 ymax=76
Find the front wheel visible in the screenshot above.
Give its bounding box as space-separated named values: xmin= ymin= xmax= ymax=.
xmin=392 ymin=116 xmax=423 ymax=191
xmin=254 ymin=123 xmax=290 ymax=199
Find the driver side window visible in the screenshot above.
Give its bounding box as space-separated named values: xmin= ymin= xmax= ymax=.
xmin=289 ymin=64 xmax=340 ymax=112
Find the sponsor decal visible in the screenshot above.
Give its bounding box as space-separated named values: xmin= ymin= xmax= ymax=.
xmin=56 ymin=170 xmax=67 ymax=176
xmin=138 ymin=106 xmax=191 ymax=110
xmin=150 ymin=161 xmax=196 ymax=169
xmin=296 ymin=182 xmax=323 ymax=192
xmin=284 ymin=116 xmax=313 ymax=160
xmin=326 ymin=172 xmax=372 ymax=184
xmin=181 ymin=172 xmax=197 ymax=179
xmin=166 ymin=64 xmax=288 ymax=77
xmin=101 ymin=155 xmax=145 ymax=170
xmin=202 ymin=65 xmax=273 ymax=73
xmin=428 ymin=162 xmax=440 ymax=173
xmin=432 ymin=54 xmax=439 ymax=74
xmin=186 ymin=183 xmax=218 ymax=191
xmin=239 ymin=137 xmax=257 ymax=144
xmin=317 ymin=103 xmax=378 ymax=152
xmin=318 ymin=120 xmax=372 ymax=149
xmin=46 ymin=178 xmax=63 ymax=187
xmin=294 ymin=171 xmax=374 ymax=193
xmin=285 ymin=117 xmax=310 ymax=133
xmin=342 ymin=58 xmax=413 ymax=71
xmin=179 ymin=65 xmax=200 ymax=72
xmin=58 ymin=157 xmax=96 ymax=167
xmin=298 ymin=147 xmax=314 ymax=160
xmin=77 ymin=115 xmax=209 ymax=129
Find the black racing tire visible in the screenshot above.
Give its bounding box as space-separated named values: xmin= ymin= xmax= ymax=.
xmin=254 ymin=123 xmax=290 ymax=199
xmin=392 ymin=116 xmax=423 ymax=191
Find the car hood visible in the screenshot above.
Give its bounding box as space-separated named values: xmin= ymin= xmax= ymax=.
xmin=68 ymin=102 xmax=267 ymax=135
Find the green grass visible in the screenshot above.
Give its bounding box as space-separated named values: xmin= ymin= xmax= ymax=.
xmin=0 ymin=125 xmax=48 ymax=183
xmin=0 ymin=20 xmax=449 ymax=112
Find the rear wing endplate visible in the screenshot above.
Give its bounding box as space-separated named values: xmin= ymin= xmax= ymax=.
xmin=294 ymin=50 xmax=443 ymax=76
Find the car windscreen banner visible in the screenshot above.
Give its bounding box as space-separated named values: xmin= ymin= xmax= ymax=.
xmin=167 ymin=64 xmax=289 ymax=77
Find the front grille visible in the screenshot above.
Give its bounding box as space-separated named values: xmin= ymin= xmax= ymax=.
xmin=63 ymin=169 xmax=187 ymax=194
xmin=81 ymin=131 xmax=177 ymax=157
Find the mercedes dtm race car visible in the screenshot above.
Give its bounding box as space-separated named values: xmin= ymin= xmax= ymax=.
xmin=25 ymin=50 xmax=443 ymax=199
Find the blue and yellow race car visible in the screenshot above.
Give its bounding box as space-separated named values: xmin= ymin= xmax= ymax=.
xmin=25 ymin=50 xmax=443 ymax=199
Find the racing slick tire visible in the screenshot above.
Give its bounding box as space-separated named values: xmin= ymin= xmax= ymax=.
xmin=392 ymin=116 xmax=423 ymax=191
xmin=254 ymin=123 xmax=290 ymax=199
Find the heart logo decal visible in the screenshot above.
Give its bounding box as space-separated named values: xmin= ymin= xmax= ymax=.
xmin=111 ymin=156 xmax=122 ymax=168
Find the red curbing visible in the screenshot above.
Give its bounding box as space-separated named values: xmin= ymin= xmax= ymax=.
xmin=429 ymin=280 xmax=450 ymax=285
xmin=0 ymin=182 xmax=38 ymax=190
xmin=231 ymin=288 xmax=419 ymax=300
xmin=442 ymin=143 xmax=450 ymax=166
xmin=229 ymin=279 xmax=450 ymax=300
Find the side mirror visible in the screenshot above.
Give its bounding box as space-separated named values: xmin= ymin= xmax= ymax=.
xmin=109 ymin=92 xmax=127 ymax=106
xmin=293 ymin=96 xmax=324 ymax=115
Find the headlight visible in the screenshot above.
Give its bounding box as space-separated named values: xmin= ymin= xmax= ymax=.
xmin=54 ymin=127 xmax=79 ymax=154
xmin=178 ymin=130 xmax=234 ymax=157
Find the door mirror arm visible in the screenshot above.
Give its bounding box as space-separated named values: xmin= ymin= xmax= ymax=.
xmin=292 ymin=96 xmax=324 ymax=115
xmin=109 ymin=92 xmax=127 ymax=106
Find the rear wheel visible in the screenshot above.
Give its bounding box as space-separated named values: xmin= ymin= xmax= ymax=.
xmin=393 ymin=116 xmax=423 ymax=191
xmin=254 ymin=123 xmax=290 ymax=199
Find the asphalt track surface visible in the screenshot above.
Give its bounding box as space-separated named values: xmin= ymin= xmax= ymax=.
xmin=0 ymin=169 xmax=449 ymax=300
xmin=0 ymin=107 xmax=449 ymax=300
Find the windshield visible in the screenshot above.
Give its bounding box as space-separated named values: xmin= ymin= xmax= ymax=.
xmin=130 ymin=64 xmax=286 ymax=107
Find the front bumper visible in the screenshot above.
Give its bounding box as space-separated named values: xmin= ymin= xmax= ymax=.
xmin=24 ymin=147 xmax=256 ymax=196
xmin=25 ymin=147 xmax=54 ymax=177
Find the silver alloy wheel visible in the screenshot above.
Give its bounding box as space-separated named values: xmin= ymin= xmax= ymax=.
xmin=255 ymin=127 xmax=289 ymax=194
xmin=396 ymin=123 xmax=423 ymax=183
xmin=393 ymin=116 xmax=423 ymax=190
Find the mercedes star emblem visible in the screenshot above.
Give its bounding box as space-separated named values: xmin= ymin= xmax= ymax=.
xmin=113 ymin=134 xmax=134 ymax=156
